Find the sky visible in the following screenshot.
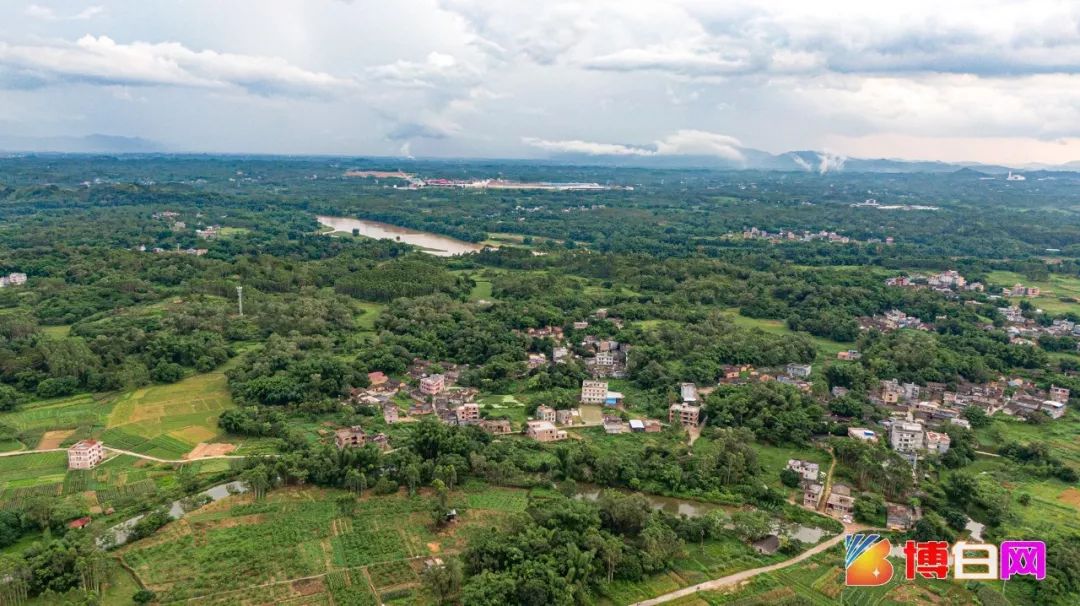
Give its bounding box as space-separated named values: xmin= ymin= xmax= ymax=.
xmin=2 ymin=0 xmax=1080 ymax=165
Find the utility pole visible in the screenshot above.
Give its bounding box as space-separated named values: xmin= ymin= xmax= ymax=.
xmin=236 ymin=286 xmax=243 ymax=317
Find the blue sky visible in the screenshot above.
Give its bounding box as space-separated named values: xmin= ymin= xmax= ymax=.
xmin=2 ymin=0 xmax=1080 ymax=165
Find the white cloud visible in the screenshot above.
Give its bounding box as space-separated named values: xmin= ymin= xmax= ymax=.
xmin=522 ymin=137 xmax=650 ymax=156
xmin=25 ymin=4 xmax=104 ymax=21
xmin=3 ymin=0 xmax=1079 ymax=162
xmin=0 ymin=35 xmax=356 ymax=96
xmin=443 ymin=0 xmax=1080 ymax=78
xmin=524 ymin=129 xmax=744 ymax=160
xmin=786 ymin=73 xmax=1080 ymax=138
xmin=789 ymin=154 xmax=813 ymax=171
xmin=368 ymin=51 xmax=480 ymax=88
xmin=585 ymin=44 xmax=758 ymax=76
xmin=816 ymin=151 xmax=846 ymax=174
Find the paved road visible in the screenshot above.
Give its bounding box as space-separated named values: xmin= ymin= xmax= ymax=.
xmin=817 ymin=447 xmax=837 ymax=513
xmin=0 ymin=445 xmax=249 ymax=464
xmin=629 ymin=532 xmax=848 ymax=606
xmin=102 ymin=446 xmax=248 ymax=464
xmin=0 ymin=447 xmax=64 ymax=456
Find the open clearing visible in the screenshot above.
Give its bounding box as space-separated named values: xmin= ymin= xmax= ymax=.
xmin=36 ymin=429 xmax=75 ymax=450
xmin=723 ymin=308 xmax=850 ymax=360
xmin=985 ymin=270 xmax=1080 ymax=315
xmin=185 ymin=442 xmax=237 ymax=459
xmin=116 ymin=485 xmax=509 ymax=604
xmin=104 ymin=371 xmax=234 ymax=460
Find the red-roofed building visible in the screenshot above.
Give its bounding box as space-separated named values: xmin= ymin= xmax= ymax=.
xmin=67 ymin=516 xmax=92 ymax=529
xmin=67 ymin=439 xmax=104 ymax=469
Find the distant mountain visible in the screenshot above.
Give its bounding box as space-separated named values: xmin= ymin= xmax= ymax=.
xmin=539 ymin=147 xmax=1073 ymax=175
xmin=0 ymin=134 xmax=165 ymax=154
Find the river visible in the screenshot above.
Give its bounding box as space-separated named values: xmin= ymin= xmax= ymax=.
xmin=573 ymin=484 xmax=828 ymax=544
xmin=100 ymin=481 xmax=248 ymax=548
xmin=316 ymin=215 xmax=486 ymax=257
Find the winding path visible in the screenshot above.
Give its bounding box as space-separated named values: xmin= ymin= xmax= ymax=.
xmin=817 ymin=447 xmax=837 ymax=512
xmin=0 ymin=445 xmax=250 ymax=464
xmin=629 ymin=532 xmax=847 ymax=606
xmin=630 ymin=522 xmax=878 ymax=606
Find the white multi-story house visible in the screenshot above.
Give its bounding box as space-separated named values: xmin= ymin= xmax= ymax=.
xmin=890 ymin=421 xmax=924 ymax=452
xmin=786 ymin=363 xmax=812 ymax=379
xmin=924 ymin=431 xmax=951 ymax=454
xmin=67 ymin=440 xmax=104 ymax=469
xmin=580 ymin=380 xmax=608 ymax=404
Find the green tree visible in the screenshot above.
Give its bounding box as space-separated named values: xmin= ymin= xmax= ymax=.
xmin=421 ymin=557 xmax=462 ymax=606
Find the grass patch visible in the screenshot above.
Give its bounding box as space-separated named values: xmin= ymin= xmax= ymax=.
xmin=106 ymin=371 xmax=233 ymax=453
xmin=1 ymin=393 xmax=109 ymax=432
xmin=725 ymin=309 xmax=850 ymax=360
xmin=355 ymin=301 xmax=385 ymax=332
xmin=40 ymin=325 xmax=72 ymax=338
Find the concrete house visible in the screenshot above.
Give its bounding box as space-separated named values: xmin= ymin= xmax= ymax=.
xmin=803 ymin=482 xmax=824 ymax=508
xmin=420 ymin=374 xmax=446 ymax=395
xmin=786 ymin=459 xmax=820 ymax=482
xmin=890 ymin=421 xmax=925 ymax=452
xmin=67 ymin=440 xmax=104 ymax=470
xmin=602 ymin=416 xmax=625 ymax=434
xmin=536 ymin=405 xmax=557 ymax=423
xmin=383 ymin=403 xmax=399 ymax=424
xmin=480 ymin=419 xmax=512 ymax=435
xmin=526 ymin=420 xmax=567 ymax=442
xmin=826 ymin=484 xmax=855 ymax=519
xmin=555 ymin=408 xmax=578 ymax=426
xmin=847 ymin=427 xmax=878 ymax=442
xmin=335 ymin=426 xmax=367 ymax=449
xmin=924 ymin=431 xmax=951 ymax=454
xmin=668 ymin=403 xmax=701 ymax=427
xmin=456 ymin=403 xmax=481 ymax=424
xmin=1050 ymin=385 xmax=1071 ymax=404
xmin=580 ymin=380 xmax=608 ymax=404
xmin=887 ymin=504 xmax=916 ymax=530
xmin=786 ymin=363 xmax=812 ymax=379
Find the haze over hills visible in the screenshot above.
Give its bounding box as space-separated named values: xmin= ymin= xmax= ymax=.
xmin=1 ymin=134 xmax=1077 ymax=176
xmin=0 ymin=134 xmax=165 ymax=154
xmin=539 ymin=148 xmax=1031 ymax=175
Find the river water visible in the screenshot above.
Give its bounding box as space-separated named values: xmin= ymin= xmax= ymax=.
xmin=100 ymin=481 xmax=248 ymax=548
xmin=316 ymin=215 xmax=485 ymax=257
xmin=572 ymin=484 xmax=828 ymax=543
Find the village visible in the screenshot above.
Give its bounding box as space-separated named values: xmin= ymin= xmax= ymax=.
xmin=736 ymin=226 xmax=893 ymax=246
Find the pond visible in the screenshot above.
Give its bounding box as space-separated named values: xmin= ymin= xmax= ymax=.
xmin=316 ymin=215 xmax=486 ymax=257
xmin=100 ymin=481 xmax=248 ymax=548
xmin=572 ymin=484 xmax=829 ymax=543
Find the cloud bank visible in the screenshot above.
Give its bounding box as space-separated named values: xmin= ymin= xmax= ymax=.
xmin=524 ymin=130 xmax=744 ymax=161
xmin=0 ymin=0 xmax=1077 ymax=162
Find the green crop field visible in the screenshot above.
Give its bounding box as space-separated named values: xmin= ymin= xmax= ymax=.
xmin=724 ymin=309 xmax=850 ymax=360
xmin=985 ymin=270 xmax=1080 ymax=315
xmin=105 ymin=371 xmax=235 ymax=458
xmin=0 ymin=451 xmax=68 ymax=499
xmin=975 ymin=410 xmax=1080 ymax=467
xmin=1 ymin=393 xmax=111 ymax=432
xmin=679 ymin=544 xmax=987 ymax=606
xmin=118 ymin=487 xmax=473 ymax=603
